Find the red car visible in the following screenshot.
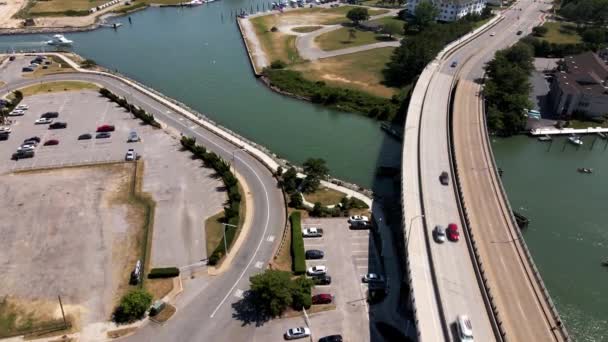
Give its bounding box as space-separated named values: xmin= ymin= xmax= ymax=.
xmin=447 ymin=223 xmax=460 ymax=242
xmin=312 ymin=294 xmax=333 ymax=305
xmin=43 ymin=139 xmax=59 ymax=146
xmin=96 ymin=124 xmax=115 ymax=132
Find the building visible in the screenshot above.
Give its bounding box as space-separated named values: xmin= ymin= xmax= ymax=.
xmin=407 ymin=0 xmax=487 ymax=22
xmin=548 ymin=52 xmax=608 ymax=119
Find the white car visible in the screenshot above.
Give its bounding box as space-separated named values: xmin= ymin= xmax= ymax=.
xmin=307 ymin=265 xmax=327 ymax=276
xmin=35 ymin=118 xmax=53 ymax=124
xmin=302 ymin=227 xmax=323 ymax=237
xmin=348 ymin=215 xmax=369 ymax=223
xmin=125 ymin=149 xmax=136 ymax=161
xmin=18 ymin=144 xmax=35 ymax=152
xmin=9 ymin=110 xmax=25 ymax=116
xmin=490 ymin=32 xmax=496 ymax=36
xmin=434 ymin=225 xmax=446 ymax=243
xmin=362 ymin=273 xmax=384 ymax=283
xmin=15 ymin=104 xmax=29 ymax=110
xmin=284 ymin=327 xmax=311 ymax=340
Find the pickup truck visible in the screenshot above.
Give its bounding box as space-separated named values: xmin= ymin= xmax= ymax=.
xmin=302 ymin=227 xmax=323 ymax=237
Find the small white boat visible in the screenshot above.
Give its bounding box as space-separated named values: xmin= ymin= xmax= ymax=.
xmin=46 ymin=34 xmax=73 ymax=46
xmin=568 ymin=135 xmax=583 ymax=146
xmin=184 ymin=0 xmax=203 ymax=5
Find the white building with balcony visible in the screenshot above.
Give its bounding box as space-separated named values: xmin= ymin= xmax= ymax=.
xmin=407 ymin=0 xmax=487 ymax=22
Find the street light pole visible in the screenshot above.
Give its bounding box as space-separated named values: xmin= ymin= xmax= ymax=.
xmin=406 ymin=214 xmax=425 ymax=250
xmin=221 ymin=223 xmax=238 ymax=254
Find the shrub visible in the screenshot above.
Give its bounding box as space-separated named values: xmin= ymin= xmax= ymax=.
xmin=532 ymin=26 xmax=548 ymax=37
xmin=290 ymin=212 xmax=306 ymax=274
xmin=270 ymin=60 xmax=287 ymax=69
xmin=113 ymin=289 xmax=153 ymax=323
xmin=289 ymin=191 xmax=304 ymax=208
xmin=148 ymin=267 xmax=180 ymax=279
xmin=81 ymin=59 xmax=97 ymax=69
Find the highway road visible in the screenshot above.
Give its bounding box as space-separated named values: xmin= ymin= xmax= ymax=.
xmin=1 ymin=72 xmax=287 ymax=341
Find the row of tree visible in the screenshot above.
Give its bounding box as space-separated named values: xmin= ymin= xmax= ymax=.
xmin=249 ymin=270 xmax=314 ymax=317
xmin=180 ymin=136 xmax=242 ymax=265
xmin=559 ymin=0 xmax=608 ymax=27
xmin=484 ymin=42 xmax=535 ymax=136
xmin=99 ymin=88 xmax=161 ymax=128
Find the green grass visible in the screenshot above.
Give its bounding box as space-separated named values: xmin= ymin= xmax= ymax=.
xmin=112 ymin=1 xmax=148 ymax=14
xmin=303 ymin=187 xmax=345 ymax=206
xmin=568 ymin=119 xmax=608 ymax=129
xmin=359 ymin=0 xmax=404 ymax=8
xmin=18 ymin=81 xmax=99 ymax=97
xmin=250 ymin=16 xmax=301 ymax=65
xmin=290 ymin=212 xmax=306 ymax=274
xmin=205 ymin=211 xmax=226 ymax=259
xmin=292 ymin=26 xmax=324 ymax=33
xmin=315 ymin=26 xmax=396 ymax=51
xmin=369 ymin=16 xmax=406 ymax=37
xmin=538 ymin=22 xmax=582 ymax=45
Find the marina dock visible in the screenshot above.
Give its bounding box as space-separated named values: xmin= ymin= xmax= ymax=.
xmin=530 ymin=127 xmax=608 ymax=136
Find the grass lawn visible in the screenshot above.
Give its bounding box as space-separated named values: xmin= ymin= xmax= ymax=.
xmin=0 ymin=297 xmax=68 ymax=338
xmin=292 ymin=25 xmax=324 ymax=33
xmin=17 ymin=81 xmax=99 ymax=97
xmin=539 ymin=22 xmax=582 ymax=45
xmin=205 ymin=211 xmax=226 ymax=259
xmin=314 ymin=26 xmax=396 ymax=51
xmin=369 ymin=16 xmax=406 ymax=37
xmin=359 ymin=0 xmax=404 ymax=8
xmin=303 ymin=186 xmax=346 ymax=206
xmin=145 ymin=278 xmax=174 ymax=301
xmin=568 ymin=120 xmax=608 ymax=129
xmin=251 ymin=16 xmax=302 ymax=65
xmin=271 ymin=222 xmax=292 ymax=272
xmin=27 ymin=0 xmax=107 ymax=15
xmin=291 ymin=47 xmax=397 ymax=98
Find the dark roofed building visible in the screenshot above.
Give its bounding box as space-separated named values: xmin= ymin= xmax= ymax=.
xmin=548 ymin=52 xmax=608 ymax=119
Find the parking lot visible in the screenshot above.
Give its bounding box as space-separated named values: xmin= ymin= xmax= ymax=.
xmin=255 ymin=217 xmax=380 ymax=342
xmin=0 ymin=89 xmax=227 ymax=326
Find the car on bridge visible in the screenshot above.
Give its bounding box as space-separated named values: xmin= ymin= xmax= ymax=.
xmin=303 ymin=227 xmax=323 ymax=237
xmin=284 ymin=327 xmax=311 ymax=340
xmin=456 ymin=315 xmax=474 ymax=341
xmin=447 ymin=223 xmax=460 ymax=242
xmin=440 ymin=171 xmax=449 ymax=185
xmin=433 ymin=225 xmax=446 ymax=243
xmin=318 ymin=335 xmax=343 ymax=342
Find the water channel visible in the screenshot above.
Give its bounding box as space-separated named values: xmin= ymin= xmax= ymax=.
xmin=0 ymin=2 xmax=605 ymax=340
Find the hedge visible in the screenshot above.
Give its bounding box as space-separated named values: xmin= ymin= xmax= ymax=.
xmin=148 ymin=267 xmax=180 ymax=279
xmin=180 ymin=136 xmax=243 ymax=266
xmin=99 ymin=88 xmax=161 ymax=128
xmin=290 ymin=212 xmax=306 ymax=274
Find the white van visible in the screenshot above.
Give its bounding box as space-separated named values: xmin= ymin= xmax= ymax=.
xmin=456 ymin=315 xmax=474 ymax=342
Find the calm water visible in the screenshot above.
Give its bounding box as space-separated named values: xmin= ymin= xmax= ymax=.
xmin=0 ymin=3 xmax=605 ymax=340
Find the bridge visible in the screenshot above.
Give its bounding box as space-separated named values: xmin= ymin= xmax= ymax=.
xmin=401 ymin=0 xmax=569 ymax=341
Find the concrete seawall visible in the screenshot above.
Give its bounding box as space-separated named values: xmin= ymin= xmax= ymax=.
xmin=236 ymin=18 xmax=262 ymax=77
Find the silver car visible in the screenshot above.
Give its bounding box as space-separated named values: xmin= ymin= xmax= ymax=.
xmin=434 ymin=225 xmax=446 ymax=243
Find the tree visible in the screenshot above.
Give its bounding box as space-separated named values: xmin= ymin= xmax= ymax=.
xmin=81 ymin=59 xmax=97 ymax=69
xmin=280 ymin=167 xmax=298 ymax=194
xmin=311 ymin=202 xmax=324 ymax=217
xmin=413 ymin=1 xmax=439 ymax=30
xmin=532 ymin=26 xmax=548 ymax=37
xmin=381 ymin=21 xmax=403 ymax=39
xmin=250 ymin=270 xmax=293 ymax=317
xmin=346 ymin=7 xmax=370 ymax=26
xmin=291 ymin=276 xmax=314 ymax=310
xmin=581 ymin=27 xmax=606 ymax=47
xmin=301 ymin=158 xmax=329 ymax=193
xmin=113 ymin=289 xmax=153 ymax=323
xmin=289 ymin=191 xmax=304 ymax=208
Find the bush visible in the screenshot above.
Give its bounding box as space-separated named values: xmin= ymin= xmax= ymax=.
xmin=81 ymin=59 xmax=97 ymax=69
xmin=113 ymin=289 xmax=153 ymax=323
xmin=270 ymin=60 xmax=287 ymax=69
xmin=289 ymin=192 xmax=304 ymax=208
xmin=532 ymin=26 xmax=548 ymax=37
xmin=290 ymin=212 xmax=306 ymax=274
xmin=148 ymin=267 xmax=180 ymax=279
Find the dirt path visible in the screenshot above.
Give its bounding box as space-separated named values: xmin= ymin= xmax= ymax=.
xmin=0 ymin=0 xmax=26 ymax=28
xmin=240 ymin=18 xmax=269 ymax=70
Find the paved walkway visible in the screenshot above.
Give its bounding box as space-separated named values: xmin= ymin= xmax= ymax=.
xmin=239 ymin=18 xmax=269 ymax=70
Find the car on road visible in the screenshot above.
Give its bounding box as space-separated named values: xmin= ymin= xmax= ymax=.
xmin=0 ymin=132 xmax=9 ymax=141
xmin=451 ymin=61 xmax=458 ymax=68
xmin=312 ymin=293 xmax=333 ymax=305
xmin=9 ymin=55 xmax=15 ymax=61
xmin=440 ymin=171 xmax=449 ymax=185
xmin=516 ymin=30 xmax=523 ymax=35
xmin=127 ymin=131 xmax=140 ymax=142
xmin=319 ymin=335 xmax=343 ymax=342
xmin=96 ymin=124 xmax=115 ymax=132
xmin=305 ymin=249 xmax=324 ymax=259
xmin=284 ymin=327 xmax=311 ymax=340
xmin=447 ymin=223 xmax=460 ymax=242
xmin=12 ymin=150 xmax=34 ymax=160
xmin=125 ymin=149 xmax=136 ymax=161
xmin=456 ymin=315 xmax=474 ymax=342
xmin=434 ymin=225 xmax=446 ymax=243
xmin=96 ymin=132 xmax=111 ymax=139
xmin=35 ymin=118 xmax=53 ymax=124
xmin=302 ymin=227 xmax=323 ymax=237
xmin=40 ymin=111 xmax=59 ymax=119
xmin=362 ymin=273 xmax=384 ymax=283
xmin=78 ymin=133 xmax=92 ymax=140
xmin=348 ymin=215 xmax=369 ymax=223
xmin=307 ymin=265 xmax=327 ymax=276
xmin=312 ymin=274 xmax=331 ymax=285
xmin=43 ymin=139 xmax=59 ymax=146
xmin=49 ymin=122 xmax=67 ymax=129
xmin=490 ymin=32 xmax=496 ymax=36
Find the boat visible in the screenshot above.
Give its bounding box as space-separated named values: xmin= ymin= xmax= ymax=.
xmin=46 ymin=34 xmax=73 ymax=46
xmin=538 ymin=135 xmax=552 ymax=142
xmin=568 ymin=135 xmax=583 ymax=146
xmin=577 ymin=168 xmax=593 ymax=174
xmin=184 ymin=0 xmax=203 ymax=5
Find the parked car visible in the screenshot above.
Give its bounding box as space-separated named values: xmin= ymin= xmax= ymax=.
xmin=319 ymin=335 xmax=343 ymax=342
xmin=302 ymin=227 xmax=323 ymax=237
xmin=40 ymin=111 xmax=59 ymax=119
xmin=18 ymin=144 xmax=35 ymax=151
xmin=78 ymin=133 xmax=92 ymax=140
xmin=305 ymin=249 xmax=324 ymax=260
xmin=125 ymin=149 xmax=136 ymax=161
xmin=96 ymin=124 xmax=115 ymax=132
xmin=307 ymin=265 xmax=327 ymax=276
xmin=35 ymin=118 xmax=53 ymax=125
xmin=49 ymin=122 xmax=67 ymax=129
xmin=22 ymin=67 xmax=34 ymax=72
xmin=451 ymin=61 xmax=458 ymax=68
xmin=350 ymin=220 xmax=371 ymax=229
xmin=348 ymin=215 xmax=369 ymax=223
xmin=434 ymin=225 xmax=446 ymax=243
xmin=9 ymin=55 xmax=15 ymax=61
xmin=25 ymin=136 xmax=41 ymax=143
xmin=96 ymin=132 xmax=111 ymax=139
xmin=43 ymin=139 xmax=59 ymax=146
xmin=15 ymin=104 xmax=29 ymax=110
xmin=362 ymin=273 xmax=384 ymax=283
xmin=0 ymin=132 xmax=9 ymax=141
xmin=516 ymin=30 xmax=523 ymax=35
xmin=312 ymin=274 xmax=331 ymax=285
xmin=127 ymin=130 xmax=140 ymax=142
xmin=447 ymin=223 xmax=460 ymax=242
xmin=312 ymin=294 xmax=333 ymax=305
xmin=8 ymin=110 xmax=25 ymax=116
xmin=284 ymin=327 xmax=311 ymax=340
xmin=456 ymin=315 xmax=474 ymax=342
xmin=440 ymin=171 xmax=449 ymax=185
xmin=12 ymin=150 xmax=34 ymax=160
xmin=22 ymin=139 xmax=38 ymax=146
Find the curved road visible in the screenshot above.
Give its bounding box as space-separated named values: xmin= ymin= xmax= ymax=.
xmin=1 ymin=72 xmax=286 ymax=341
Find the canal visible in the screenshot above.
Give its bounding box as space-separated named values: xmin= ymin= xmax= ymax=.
xmin=0 ymin=2 xmax=605 ymax=340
